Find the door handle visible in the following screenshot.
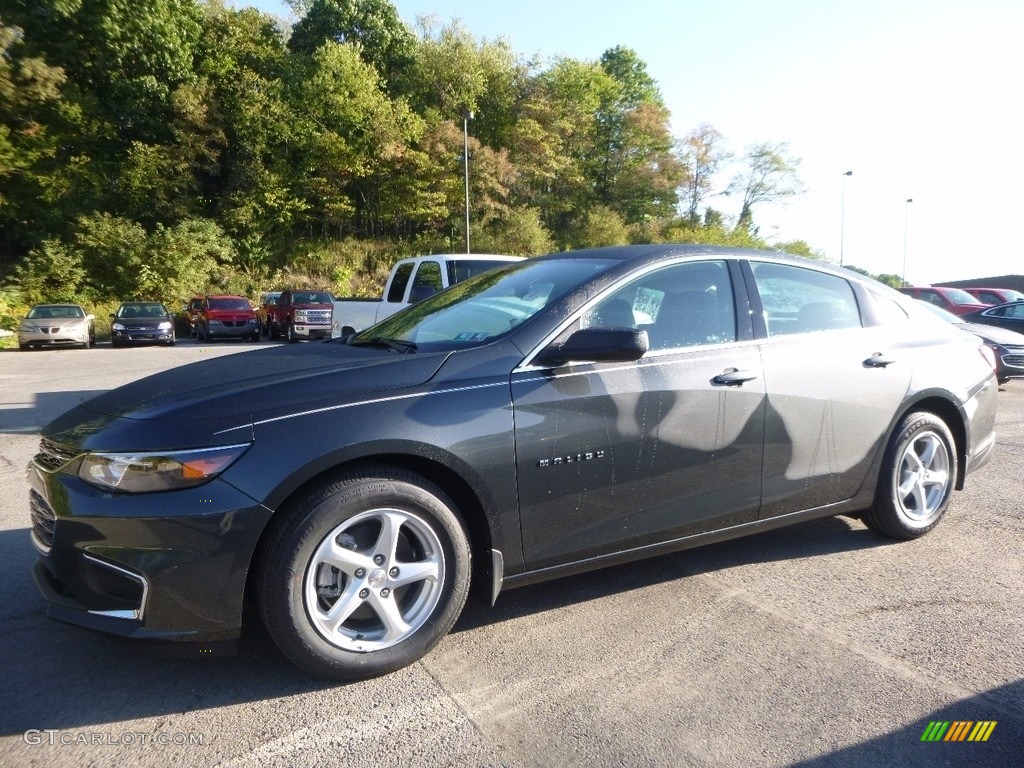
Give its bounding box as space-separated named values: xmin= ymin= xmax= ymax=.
xmin=712 ymin=368 xmax=759 ymax=386
xmin=864 ymin=353 xmax=897 ymax=368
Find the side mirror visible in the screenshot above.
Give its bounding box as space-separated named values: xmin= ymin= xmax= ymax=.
xmin=534 ymin=327 xmax=648 ymax=367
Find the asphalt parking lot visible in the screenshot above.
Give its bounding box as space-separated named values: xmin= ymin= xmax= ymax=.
xmin=0 ymin=341 xmax=1021 ymax=767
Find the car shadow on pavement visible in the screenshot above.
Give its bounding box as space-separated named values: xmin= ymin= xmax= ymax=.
xmin=454 ymin=514 xmax=889 ymax=633
xmin=0 ymin=527 xmax=333 ymax=736
xmin=789 ymin=677 xmax=1023 ymax=767
xmin=0 ymin=517 xmax=900 ymax=735
xmin=0 ymin=390 xmax=108 ymax=436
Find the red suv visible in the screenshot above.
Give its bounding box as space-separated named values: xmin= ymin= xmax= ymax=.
xmin=898 ymin=286 xmax=990 ymax=317
xmin=196 ymin=295 xmax=261 ymax=342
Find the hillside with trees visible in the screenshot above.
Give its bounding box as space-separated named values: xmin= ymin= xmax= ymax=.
xmin=0 ymin=0 xmax=816 ymax=326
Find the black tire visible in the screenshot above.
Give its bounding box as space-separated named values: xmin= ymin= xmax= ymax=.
xmin=258 ymin=466 xmax=471 ymax=680
xmin=268 ymin=320 xmax=278 ymax=340
xmin=19 ymin=343 xmax=30 ymax=351
xmin=862 ymin=412 xmax=957 ymax=540
xmin=201 ymin=324 xmax=211 ymax=343
xmin=286 ymin=322 xmax=297 ymax=343
xmin=111 ymin=337 xmax=122 ymax=349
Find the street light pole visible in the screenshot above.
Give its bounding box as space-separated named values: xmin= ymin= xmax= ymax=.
xmin=463 ymin=110 xmax=473 ymax=254
xmin=840 ymin=170 xmax=853 ymax=267
xmin=902 ymin=198 xmax=913 ymax=286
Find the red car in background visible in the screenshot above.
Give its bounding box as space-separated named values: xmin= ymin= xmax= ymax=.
xmin=898 ymin=286 xmax=991 ymax=316
xmin=196 ymin=295 xmax=261 ymax=343
xmin=960 ymin=287 xmax=1024 ymax=305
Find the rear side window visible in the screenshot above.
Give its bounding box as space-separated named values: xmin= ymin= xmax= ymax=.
xmin=988 ymin=303 xmax=1024 ymax=318
xmin=751 ymin=262 xmax=861 ymax=337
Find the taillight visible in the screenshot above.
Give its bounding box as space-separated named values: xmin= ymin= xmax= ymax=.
xmin=978 ymin=344 xmax=997 ymax=374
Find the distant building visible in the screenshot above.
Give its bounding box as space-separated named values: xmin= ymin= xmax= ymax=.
xmin=935 ymin=275 xmax=1024 ymax=292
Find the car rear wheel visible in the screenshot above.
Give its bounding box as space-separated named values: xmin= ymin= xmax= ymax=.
xmin=862 ymin=412 xmax=957 ymax=540
xmin=258 ymin=467 xmax=471 ymax=680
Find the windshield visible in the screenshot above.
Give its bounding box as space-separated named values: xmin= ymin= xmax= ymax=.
xmin=942 ymin=288 xmax=979 ymax=305
xmin=28 ymin=305 xmax=84 ymax=319
xmin=353 ymin=258 xmax=613 ymax=351
xmin=209 ymin=298 xmax=252 ymax=311
xmin=117 ymin=303 xmax=165 ymax=317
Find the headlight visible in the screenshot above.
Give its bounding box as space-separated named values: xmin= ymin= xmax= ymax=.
xmin=112 ymin=322 xmax=126 ymax=331
xmin=18 ymin=322 xmax=34 ymax=332
xmin=66 ymin=321 xmax=85 ymax=331
xmin=79 ymin=444 xmax=250 ymax=493
xmin=208 ymin=319 xmax=223 ymax=326
xmin=158 ymin=321 xmax=173 ymax=331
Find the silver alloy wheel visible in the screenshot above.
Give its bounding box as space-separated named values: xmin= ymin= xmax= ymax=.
xmin=894 ymin=430 xmax=951 ymax=523
xmin=303 ymin=507 xmax=446 ymax=653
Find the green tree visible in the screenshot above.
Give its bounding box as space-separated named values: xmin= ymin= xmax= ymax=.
xmin=730 ymin=142 xmax=804 ymax=232
xmin=0 ymin=22 xmax=69 ymax=262
xmin=288 ymin=0 xmax=415 ymax=93
xmin=678 ymin=123 xmax=732 ymax=223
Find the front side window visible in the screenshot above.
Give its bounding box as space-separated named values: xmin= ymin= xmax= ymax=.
xmin=751 ymin=262 xmax=861 ymax=337
xmin=581 ymin=260 xmax=736 ymax=351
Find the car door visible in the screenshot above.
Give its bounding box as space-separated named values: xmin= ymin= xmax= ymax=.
xmin=512 ymin=259 xmax=766 ymax=570
xmin=746 ymin=261 xmax=914 ymax=518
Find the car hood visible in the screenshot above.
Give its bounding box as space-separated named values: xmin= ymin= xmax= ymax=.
xmin=23 ymin=317 xmax=88 ymax=329
xmin=43 ymin=343 xmax=449 ymax=450
xmin=958 ymin=321 xmax=1024 ymax=346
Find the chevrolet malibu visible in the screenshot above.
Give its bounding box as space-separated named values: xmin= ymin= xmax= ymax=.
xmin=29 ymin=245 xmax=998 ymax=680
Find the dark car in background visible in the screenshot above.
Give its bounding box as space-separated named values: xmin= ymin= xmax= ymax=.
xmin=28 ymin=245 xmax=998 ymax=681
xmin=17 ymin=304 xmax=96 ymax=350
xmin=961 ymin=300 xmax=1024 ymax=335
xmin=917 ymin=301 xmax=1024 ymax=384
xmin=177 ymin=296 xmax=204 ymax=338
xmin=110 ymin=302 xmax=176 ymax=347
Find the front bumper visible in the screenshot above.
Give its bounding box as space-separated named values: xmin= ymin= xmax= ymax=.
xmin=29 ymin=459 xmax=272 ymax=641
xmin=207 ymin=321 xmax=259 ymax=339
xmin=19 ymin=328 xmax=90 ymax=347
xmin=293 ymin=324 xmax=332 ymax=339
xmin=112 ymin=328 xmax=174 ymax=344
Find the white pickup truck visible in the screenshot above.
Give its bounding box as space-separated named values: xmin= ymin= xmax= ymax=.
xmin=331 ymin=254 xmax=524 ymax=337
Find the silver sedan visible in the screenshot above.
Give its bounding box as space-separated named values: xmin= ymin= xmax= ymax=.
xmin=17 ymin=304 xmax=96 ymax=350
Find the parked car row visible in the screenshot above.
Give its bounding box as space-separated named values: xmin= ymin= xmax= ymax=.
xmin=916 ymin=301 xmax=1024 ymax=384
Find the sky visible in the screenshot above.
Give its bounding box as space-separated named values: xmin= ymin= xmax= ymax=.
xmin=241 ymin=0 xmax=1024 ymax=283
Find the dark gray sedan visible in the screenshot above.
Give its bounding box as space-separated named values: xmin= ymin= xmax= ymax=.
xmin=109 ymin=301 xmax=176 ymax=347
xmin=29 ymin=245 xmax=998 ymax=680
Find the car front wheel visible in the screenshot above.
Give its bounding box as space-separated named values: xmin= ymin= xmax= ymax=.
xmin=258 ymin=467 xmax=471 ymax=680
xmin=863 ymin=412 xmax=957 ymax=540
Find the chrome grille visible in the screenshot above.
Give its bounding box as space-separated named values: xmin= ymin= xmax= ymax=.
xmin=1002 ymin=352 xmax=1024 ymax=368
xmin=298 ymin=309 xmax=331 ymax=324
xmin=30 ymin=489 xmax=56 ymax=552
xmin=33 ymin=438 xmax=80 ymax=472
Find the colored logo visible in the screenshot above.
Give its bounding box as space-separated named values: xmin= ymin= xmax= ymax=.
xmin=920 ymin=721 xmax=996 ymax=742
